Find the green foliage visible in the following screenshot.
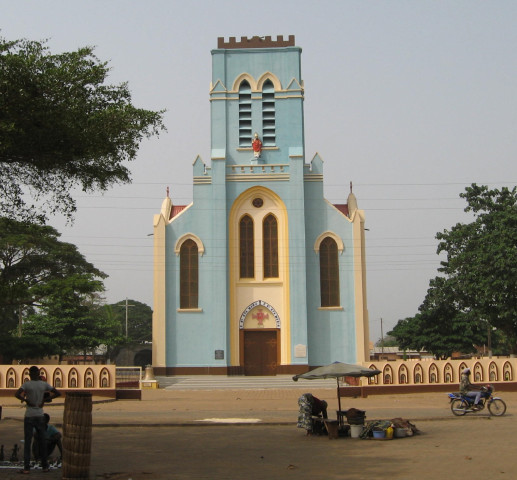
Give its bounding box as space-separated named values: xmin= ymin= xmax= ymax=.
xmin=0 ymin=36 xmax=166 ymax=221
xmin=389 ymin=277 xmax=485 ymax=359
xmin=389 ymin=184 xmax=517 ymax=357
xmin=0 ymin=217 xmax=105 ymax=311
xmin=0 ymin=303 xmax=21 ymax=334
xmin=437 ymin=184 xmax=517 ymax=352
xmin=375 ymin=335 xmax=398 ymax=347
xmin=23 ymin=292 xmax=126 ymax=359
xmin=0 ymin=334 xmax=59 ymax=364
xmin=109 ymin=299 xmax=153 ymax=343
xmin=0 ymin=217 xmax=118 ymax=358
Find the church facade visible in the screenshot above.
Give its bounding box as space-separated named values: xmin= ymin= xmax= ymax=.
xmin=152 ymin=36 xmax=370 ymax=375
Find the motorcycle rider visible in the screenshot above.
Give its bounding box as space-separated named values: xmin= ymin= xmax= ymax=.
xmin=459 ymin=368 xmax=483 ymax=409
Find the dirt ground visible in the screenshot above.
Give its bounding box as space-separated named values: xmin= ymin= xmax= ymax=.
xmin=1 ymin=389 xmax=515 ymax=479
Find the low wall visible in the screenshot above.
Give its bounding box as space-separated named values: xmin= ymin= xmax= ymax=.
xmin=0 ymin=365 xmax=141 ymax=400
xmin=364 ymin=357 xmax=516 ymax=386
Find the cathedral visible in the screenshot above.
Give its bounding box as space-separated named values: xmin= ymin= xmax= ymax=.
xmin=152 ymin=36 xmax=370 ymax=375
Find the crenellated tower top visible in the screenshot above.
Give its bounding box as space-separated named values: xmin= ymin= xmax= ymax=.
xmin=217 ymin=35 xmax=295 ymax=49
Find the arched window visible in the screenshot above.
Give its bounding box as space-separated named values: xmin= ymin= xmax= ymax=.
xmin=319 ymin=237 xmax=340 ymax=307
xmin=180 ymin=239 xmax=198 ymax=309
xmin=489 ymin=362 xmax=498 ymax=382
xmin=100 ymin=368 xmax=110 ymax=388
xmin=240 ymin=215 xmax=254 ymax=278
xmin=7 ymin=368 xmax=16 ymax=388
xmin=239 ymin=81 xmax=252 ymax=146
xmin=444 ymin=363 xmax=454 ymax=383
xmin=84 ymin=368 xmax=95 ymax=388
xmin=262 ymin=80 xmax=275 ymax=146
xmin=503 ymin=361 xmax=513 ymax=381
xmin=68 ymin=368 xmax=79 ymax=388
xmin=53 ymin=368 xmax=63 ymax=388
xmin=429 ymin=364 xmax=439 ymax=383
xmin=398 ymin=365 xmax=409 ymax=384
xmin=263 ymin=214 xmax=278 ymax=278
xmin=414 ymin=364 xmax=424 ymax=384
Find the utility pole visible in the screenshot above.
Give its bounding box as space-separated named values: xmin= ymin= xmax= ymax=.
xmin=116 ymin=298 xmax=135 ymax=338
xmin=487 ymin=322 xmax=493 ymax=359
xmin=124 ymin=298 xmax=135 ymax=338
xmin=380 ymin=317 xmax=384 ymax=357
xmin=18 ymin=307 xmax=23 ymax=337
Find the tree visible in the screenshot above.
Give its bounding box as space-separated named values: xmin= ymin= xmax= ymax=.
xmin=375 ymin=335 xmax=398 ymax=348
xmin=389 ymin=184 xmax=517 ymax=357
xmin=0 ymin=334 xmax=60 ymax=364
xmin=0 ymin=217 xmax=106 ymax=336
xmin=22 ymin=292 xmax=126 ymax=362
xmin=436 ymin=184 xmax=517 ymax=352
xmin=389 ymin=276 xmax=485 ymax=359
xmin=109 ymin=299 xmax=152 ymax=343
xmin=0 ymin=36 xmax=165 ymax=221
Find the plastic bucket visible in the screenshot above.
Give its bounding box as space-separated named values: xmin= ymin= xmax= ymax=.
xmin=350 ymin=425 xmax=364 ymax=438
xmin=372 ymin=429 xmax=386 ymax=439
xmin=394 ymin=428 xmax=407 ymax=438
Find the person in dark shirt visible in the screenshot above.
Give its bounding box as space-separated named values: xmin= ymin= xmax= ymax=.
xmin=459 ymin=368 xmax=482 ymax=408
xmin=32 ymin=413 xmax=63 ymax=462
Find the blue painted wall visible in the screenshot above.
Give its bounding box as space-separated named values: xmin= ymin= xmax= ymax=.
xmin=162 ymin=39 xmax=360 ymax=369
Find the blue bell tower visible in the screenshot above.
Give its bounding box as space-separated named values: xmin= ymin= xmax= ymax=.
xmin=210 ymin=35 xmax=304 ymax=165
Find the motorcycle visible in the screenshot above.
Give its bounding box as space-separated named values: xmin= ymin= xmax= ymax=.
xmin=448 ymin=384 xmax=507 ymax=416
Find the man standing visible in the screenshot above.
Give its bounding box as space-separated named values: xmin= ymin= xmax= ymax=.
xmin=15 ymin=366 xmax=61 ymax=474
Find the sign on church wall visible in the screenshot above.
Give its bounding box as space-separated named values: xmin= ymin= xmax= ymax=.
xmin=239 ymin=300 xmax=281 ymax=329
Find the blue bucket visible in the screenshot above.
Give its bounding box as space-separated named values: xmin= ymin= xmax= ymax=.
xmin=373 ymin=429 xmax=385 ymax=439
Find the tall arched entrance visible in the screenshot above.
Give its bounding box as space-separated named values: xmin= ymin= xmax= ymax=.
xmin=229 ymin=187 xmax=290 ymax=375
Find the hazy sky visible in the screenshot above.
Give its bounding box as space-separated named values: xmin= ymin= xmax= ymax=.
xmin=2 ymin=1 xmax=516 ymax=343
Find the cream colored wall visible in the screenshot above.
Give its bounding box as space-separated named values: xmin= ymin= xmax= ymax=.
xmin=363 ymin=357 xmax=517 ymax=386
xmin=152 ymin=213 xmax=167 ymax=367
xmin=0 ymin=365 xmax=117 ymax=389
xmin=229 ymin=187 xmax=290 ymax=365
xmin=351 ymin=209 xmax=370 ymax=363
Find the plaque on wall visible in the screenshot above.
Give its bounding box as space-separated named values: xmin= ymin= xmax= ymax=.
xmin=294 ymin=344 xmax=307 ymax=358
xmin=215 ymin=350 xmax=224 ymax=360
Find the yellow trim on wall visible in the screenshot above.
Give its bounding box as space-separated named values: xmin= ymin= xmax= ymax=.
xmin=352 ymin=209 xmax=370 ymax=363
xmin=231 ymin=72 xmax=282 ymax=92
xmin=229 ymin=186 xmax=291 ymax=366
xmin=313 ymin=231 xmax=345 ymax=254
xmin=210 ymin=95 xmax=304 ymax=101
xmin=256 ymin=71 xmax=282 ymax=91
xmin=152 ymin=213 xmax=167 ymax=367
xmin=174 ymin=233 xmax=205 ymax=256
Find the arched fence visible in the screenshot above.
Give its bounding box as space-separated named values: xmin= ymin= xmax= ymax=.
xmin=338 ymin=357 xmax=517 ymax=397
xmin=0 ymin=365 xmax=141 ymax=399
xmin=366 ymin=358 xmax=514 ymax=386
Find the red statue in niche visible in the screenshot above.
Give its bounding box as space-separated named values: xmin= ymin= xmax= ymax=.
xmin=252 ymin=133 xmax=262 ymax=158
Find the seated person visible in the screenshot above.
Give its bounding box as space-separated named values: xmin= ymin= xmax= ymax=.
xmin=459 ymin=368 xmax=483 ymax=408
xmin=297 ymin=393 xmax=328 ymax=434
xmin=32 ymin=413 xmax=63 ymax=461
xmin=311 ymin=395 xmax=328 ymax=419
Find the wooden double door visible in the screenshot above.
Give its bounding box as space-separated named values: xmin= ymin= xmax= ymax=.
xmin=243 ymin=330 xmax=279 ymax=376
